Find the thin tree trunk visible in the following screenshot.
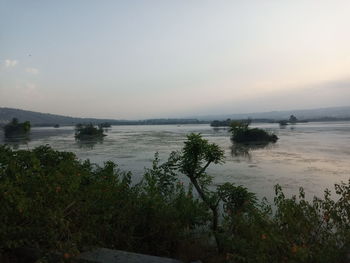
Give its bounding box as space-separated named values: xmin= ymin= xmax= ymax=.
xmin=189 ymin=176 xmax=223 ymax=253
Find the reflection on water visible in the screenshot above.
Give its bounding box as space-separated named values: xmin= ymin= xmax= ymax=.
xmin=231 ymin=142 xmax=272 ymax=160
xmin=3 ymin=134 xmax=31 ymax=150
xmin=1 ymin=122 xmax=350 ymax=200
xmin=76 ymin=138 xmax=104 ymax=149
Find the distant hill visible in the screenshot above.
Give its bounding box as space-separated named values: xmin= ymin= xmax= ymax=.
xmin=0 ymin=108 xmax=204 ymax=126
xmin=1 ymin=106 xmax=350 ymax=126
xmin=0 ymin=108 xmax=111 ymax=126
xmin=195 ymin=106 xmax=350 ymax=121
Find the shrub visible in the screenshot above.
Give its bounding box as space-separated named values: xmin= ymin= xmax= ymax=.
xmin=1 ymin=136 xmax=350 ymax=262
xmin=0 ymin=145 xmax=208 ymax=259
xmin=220 ymin=184 xmax=350 ymax=263
xmin=75 ymin=123 xmax=106 ymax=139
xmin=229 ymin=121 xmax=278 ymax=143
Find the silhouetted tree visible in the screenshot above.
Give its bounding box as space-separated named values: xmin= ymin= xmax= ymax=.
xmin=289 ymin=115 xmax=298 ymax=123
xmin=179 ymin=133 xmax=224 ymax=251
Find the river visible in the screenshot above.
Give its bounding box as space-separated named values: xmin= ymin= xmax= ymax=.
xmin=1 ymin=122 xmax=349 ymax=201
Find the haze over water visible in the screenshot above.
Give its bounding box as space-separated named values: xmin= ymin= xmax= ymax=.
xmin=2 ymin=121 xmax=349 ymax=200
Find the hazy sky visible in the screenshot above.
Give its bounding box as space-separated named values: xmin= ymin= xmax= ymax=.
xmin=1 ymin=1 xmax=349 ymax=119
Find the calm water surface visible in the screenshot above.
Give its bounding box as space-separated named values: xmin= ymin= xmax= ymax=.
xmin=1 ymin=122 xmax=349 ymax=200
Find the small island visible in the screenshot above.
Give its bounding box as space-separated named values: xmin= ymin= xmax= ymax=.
xmin=230 ymin=120 xmax=278 ymax=143
xmin=75 ymin=123 xmax=106 ymax=140
xmin=278 ymin=120 xmax=289 ymax=126
xmin=210 ymin=119 xmax=232 ymax=127
xmin=278 ymin=115 xmax=308 ymax=127
xmin=3 ymin=118 xmax=31 ymax=137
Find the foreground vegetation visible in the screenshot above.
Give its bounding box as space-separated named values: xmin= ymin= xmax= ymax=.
xmin=1 ymin=135 xmax=350 ymax=262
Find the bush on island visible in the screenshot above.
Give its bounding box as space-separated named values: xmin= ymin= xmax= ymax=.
xmin=75 ymin=123 xmax=106 ymax=139
xmin=229 ymin=120 xmax=278 ymax=143
xmin=3 ymin=118 xmax=31 ymax=137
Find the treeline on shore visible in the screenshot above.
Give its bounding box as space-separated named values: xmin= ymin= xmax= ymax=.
xmin=2 ymin=106 xmax=350 ymax=128
xmin=1 ymin=134 xmax=350 ymax=263
xmin=2 ymin=116 xmax=350 ymax=128
xmin=25 ymin=119 xmax=209 ymax=127
xmin=211 ymin=116 xmax=350 ymax=127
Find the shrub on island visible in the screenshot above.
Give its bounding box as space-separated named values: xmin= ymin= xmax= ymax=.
xmin=3 ymin=118 xmax=31 ymax=137
xmin=230 ymin=120 xmax=278 ymax=143
xmin=74 ymin=123 xmax=106 ymax=139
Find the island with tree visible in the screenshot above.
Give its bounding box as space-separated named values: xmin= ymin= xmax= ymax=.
xmin=230 ymin=120 xmax=278 ymax=143
xmin=3 ymin=118 xmax=31 ymax=138
xmin=74 ymin=123 xmax=106 ymax=140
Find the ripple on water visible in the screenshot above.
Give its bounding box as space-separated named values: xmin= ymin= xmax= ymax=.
xmin=1 ymin=122 xmax=350 ymax=200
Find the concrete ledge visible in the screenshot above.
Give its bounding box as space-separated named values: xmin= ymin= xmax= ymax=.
xmin=77 ymin=248 xmax=183 ymax=263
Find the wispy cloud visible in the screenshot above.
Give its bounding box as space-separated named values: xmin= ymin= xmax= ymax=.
xmin=4 ymin=59 xmax=18 ymax=68
xmin=26 ymin=67 xmax=39 ymax=74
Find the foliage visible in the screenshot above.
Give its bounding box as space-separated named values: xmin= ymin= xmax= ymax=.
xmin=177 ymin=134 xmax=350 ymax=262
xmin=289 ymin=115 xmax=298 ymax=123
xmin=1 ymin=135 xmax=350 ymax=262
xmin=0 ymin=145 xmax=208 ymax=260
xmin=221 ymin=184 xmax=350 ymax=263
xmin=75 ymin=123 xmax=106 ymax=139
xmin=179 ymin=133 xmax=225 ymax=251
xmin=229 ymin=120 xmax=278 ymax=143
xmin=3 ymin=118 xmax=31 ymax=137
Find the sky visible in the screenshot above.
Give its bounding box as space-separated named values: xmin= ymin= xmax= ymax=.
xmin=1 ymin=1 xmax=350 ymax=119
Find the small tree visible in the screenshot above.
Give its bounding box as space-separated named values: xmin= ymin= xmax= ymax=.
xmin=179 ymin=133 xmax=224 ymax=251
xmin=289 ymin=115 xmax=298 ymax=123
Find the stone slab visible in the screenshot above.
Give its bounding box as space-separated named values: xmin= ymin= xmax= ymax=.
xmin=77 ymin=248 xmax=183 ymax=263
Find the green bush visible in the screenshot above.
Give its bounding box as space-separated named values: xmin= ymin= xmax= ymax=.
xmin=220 ymin=184 xmax=350 ymax=263
xmin=0 ymin=145 xmax=209 ymax=259
xmin=75 ymin=123 xmax=106 ymax=139
xmin=177 ymin=134 xmax=350 ymax=262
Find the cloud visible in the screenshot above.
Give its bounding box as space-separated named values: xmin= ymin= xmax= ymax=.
xmin=26 ymin=67 xmax=39 ymax=74
xmin=4 ymin=59 xmax=18 ymax=68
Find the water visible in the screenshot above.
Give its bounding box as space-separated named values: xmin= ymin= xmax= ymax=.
xmin=1 ymin=122 xmax=349 ymax=200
